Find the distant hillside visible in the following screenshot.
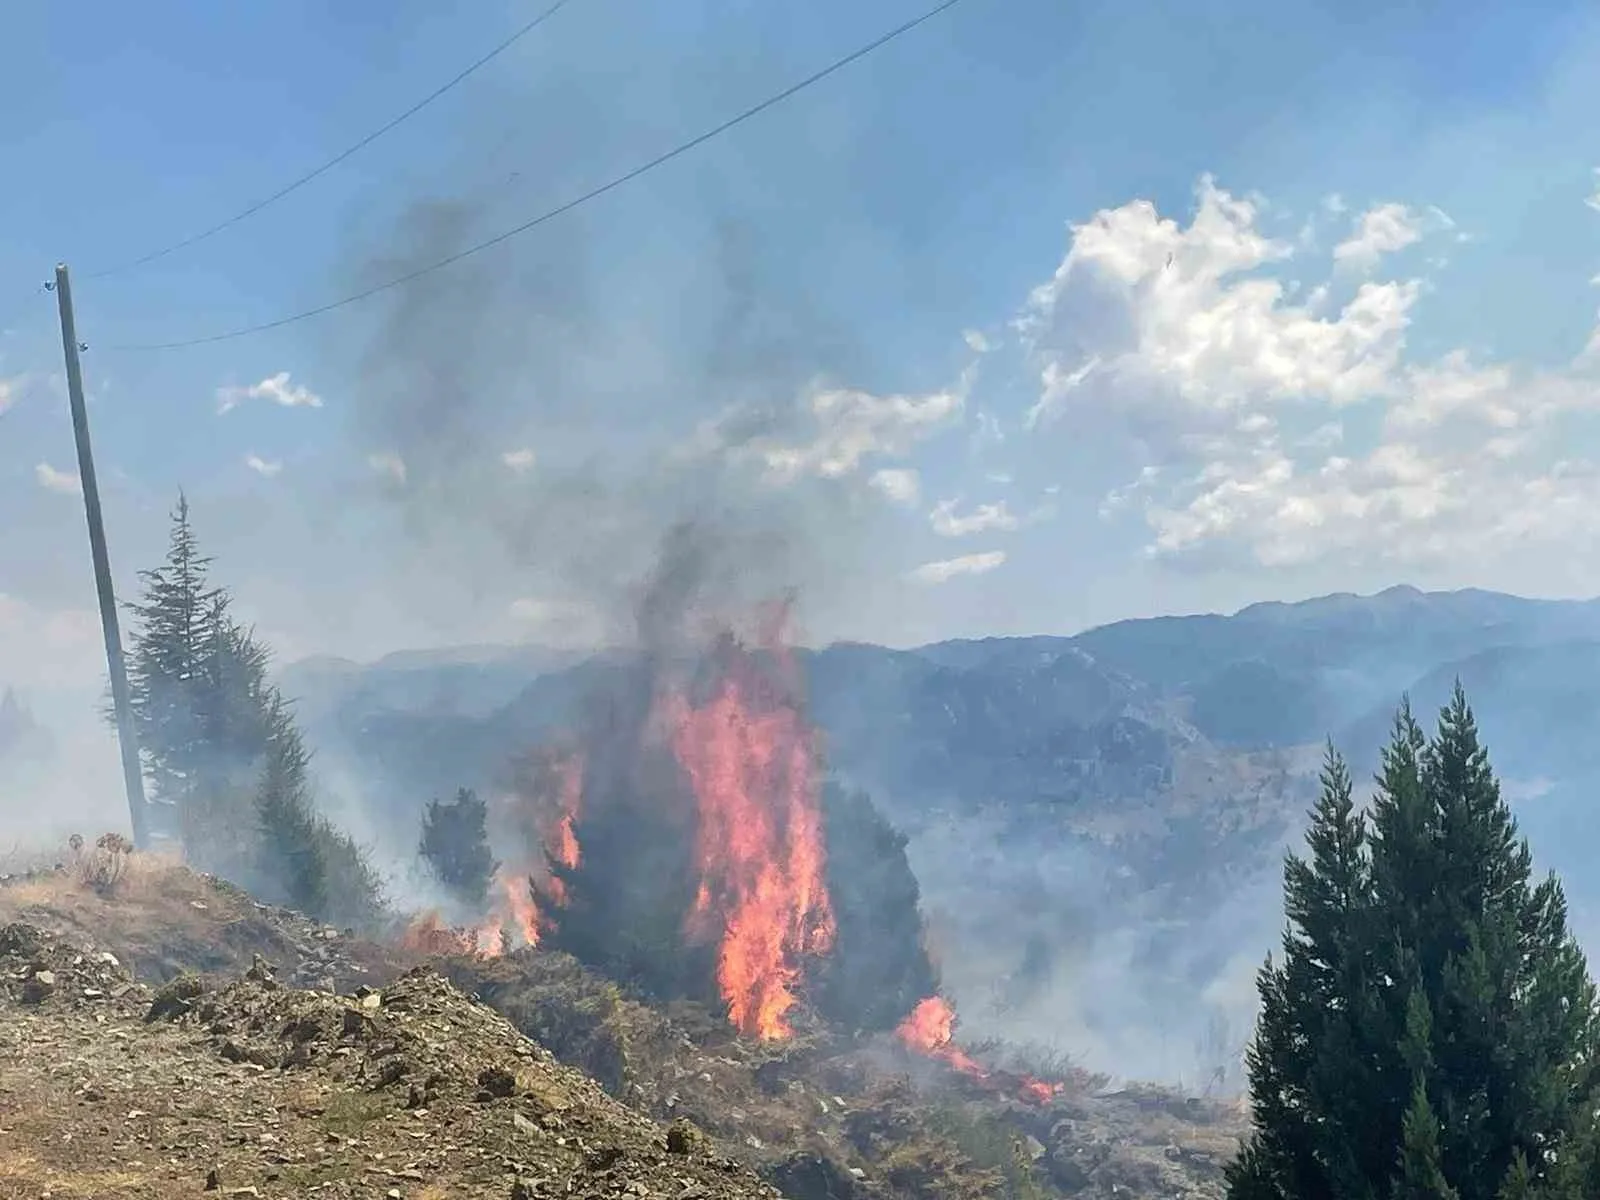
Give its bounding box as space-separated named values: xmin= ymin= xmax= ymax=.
xmin=277 ymin=643 xmax=589 ymax=730
xmin=277 ymin=585 xmax=1600 ymax=1078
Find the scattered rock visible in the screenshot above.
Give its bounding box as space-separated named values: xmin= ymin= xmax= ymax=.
xmin=146 ymin=975 xmax=204 ymax=1022
xmin=764 ymin=1152 xmax=862 ymax=1200
xmin=21 ymin=970 xmax=55 ymax=1005
xmin=585 ymin=1144 xmax=625 ymax=1172
xmin=667 ymin=1119 xmax=706 ymax=1155
xmin=478 ymin=1065 xmax=518 ymax=1099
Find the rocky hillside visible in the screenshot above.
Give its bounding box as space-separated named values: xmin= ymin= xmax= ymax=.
xmin=276 ymin=585 xmax=1600 ymax=1076
xmin=0 ymin=853 xmax=1247 ymax=1200
xmin=0 ymin=920 xmax=777 ymax=1200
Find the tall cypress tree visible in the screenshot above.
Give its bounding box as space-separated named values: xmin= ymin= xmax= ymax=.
xmin=1228 ymin=686 xmax=1600 ymax=1200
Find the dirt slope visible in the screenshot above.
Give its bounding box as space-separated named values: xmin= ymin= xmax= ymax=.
xmin=0 ymin=854 xmax=1248 ymax=1199
xmin=0 ymin=921 xmax=773 ymax=1200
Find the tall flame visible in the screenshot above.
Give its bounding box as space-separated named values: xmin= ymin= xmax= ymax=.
xmin=666 ymin=627 xmax=835 ymax=1041
xmin=397 ymin=604 xmax=841 ymax=1044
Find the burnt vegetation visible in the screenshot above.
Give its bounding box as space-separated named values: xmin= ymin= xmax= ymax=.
xmin=482 ymin=643 xmax=941 ymax=1039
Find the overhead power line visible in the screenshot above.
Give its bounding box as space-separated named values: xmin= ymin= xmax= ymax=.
xmin=83 ymin=0 xmax=578 ymax=282
xmin=111 ymin=0 xmax=968 ymax=353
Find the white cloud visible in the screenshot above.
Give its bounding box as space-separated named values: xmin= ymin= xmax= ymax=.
xmin=1332 ymin=203 xmax=1424 ymax=272
xmin=217 ymin=371 xmax=323 ymax=415
xmin=244 ymin=454 xmax=283 ymax=478
xmin=1018 ymin=176 xmax=1419 ymax=444
xmin=930 ymin=498 xmax=1020 ymax=537
xmin=869 ymin=468 xmax=921 ymax=507
xmin=909 ymin=550 xmax=1007 ymax=585
xmin=0 ymin=375 xmax=20 ymax=417
xmin=1587 ymin=168 xmax=1600 ymax=213
xmin=757 ymin=381 xmax=966 ymax=483
xmin=1026 ymin=356 xmax=1100 ymax=429
xmin=963 ymin=329 xmax=995 ymax=353
xmin=367 ymin=451 xmax=408 ymax=484
xmin=502 ymin=447 xmax=537 ymax=472
xmin=1011 ymin=173 xmax=1600 ymax=572
xmin=35 ymin=462 xmax=81 ymax=495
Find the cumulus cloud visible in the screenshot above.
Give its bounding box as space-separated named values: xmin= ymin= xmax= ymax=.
xmin=502 ymin=447 xmax=537 ymax=472
xmin=1018 ymin=176 xmax=1419 ymax=445
xmin=930 ymin=498 xmax=1020 ymax=537
xmin=1025 ymin=356 xmax=1100 ymax=429
xmin=909 ymin=550 xmax=1007 ymax=584
xmin=1021 ymin=173 xmax=1600 ymax=571
xmin=0 ymin=375 xmax=20 ymax=417
xmin=1332 ymin=202 xmax=1424 ymax=272
xmin=244 ymin=454 xmax=283 ymax=478
xmin=963 ymin=329 xmax=995 ymax=353
xmin=757 ymin=381 xmax=966 ymax=482
xmin=869 ymin=467 xmax=921 ymax=507
xmin=217 ymin=371 xmax=324 ymax=415
xmin=34 ymin=462 xmax=81 ymax=495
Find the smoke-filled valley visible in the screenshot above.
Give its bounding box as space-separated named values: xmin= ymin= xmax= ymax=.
xmin=237 ymin=581 xmax=1600 ymax=1090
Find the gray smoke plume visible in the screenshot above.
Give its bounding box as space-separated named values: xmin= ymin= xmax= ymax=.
xmin=331 ymin=192 xmax=892 ymax=651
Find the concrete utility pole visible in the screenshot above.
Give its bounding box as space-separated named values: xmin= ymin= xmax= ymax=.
xmin=52 ymin=263 xmax=150 ymax=849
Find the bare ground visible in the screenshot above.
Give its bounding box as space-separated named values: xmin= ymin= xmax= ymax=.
xmin=0 ymin=850 xmax=1248 ymax=1199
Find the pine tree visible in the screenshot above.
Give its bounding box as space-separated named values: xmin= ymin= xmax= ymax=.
xmin=124 ymin=494 xmax=224 ymax=811
xmin=123 ymin=494 xmax=386 ymax=929
xmin=1228 ymin=686 xmax=1600 ymax=1200
xmin=255 ymin=693 xmax=329 ymax=921
xmin=419 ymin=787 xmax=497 ymax=908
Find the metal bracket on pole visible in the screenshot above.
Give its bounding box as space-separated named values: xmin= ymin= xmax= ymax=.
xmin=53 ymin=263 xmax=150 ymax=849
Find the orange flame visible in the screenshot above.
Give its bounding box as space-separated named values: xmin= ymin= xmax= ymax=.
xmin=400 ymin=749 xmax=586 ymax=961
xmin=667 ymin=623 xmax=835 ymax=1042
xmin=397 ymin=606 xmax=843 ymax=1044
xmin=896 ymin=996 xmax=1064 ymax=1106
xmin=399 ymin=911 xmax=501 ymax=958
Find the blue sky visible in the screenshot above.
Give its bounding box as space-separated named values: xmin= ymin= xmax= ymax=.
xmin=3 ymin=0 xmax=1600 ymax=714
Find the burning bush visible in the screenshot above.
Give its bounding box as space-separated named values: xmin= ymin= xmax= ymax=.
xmin=408 ymin=611 xmax=937 ymax=1043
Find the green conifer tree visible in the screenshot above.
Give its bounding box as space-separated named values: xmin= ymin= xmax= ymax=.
xmin=124 ymin=494 xmax=223 ymax=813
xmin=123 ymin=495 xmax=386 ymax=929
xmin=255 ymin=693 xmax=329 ymax=920
xmin=418 ymin=787 xmax=498 ymax=908
xmin=1227 ymin=686 xmax=1600 ymax=1200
